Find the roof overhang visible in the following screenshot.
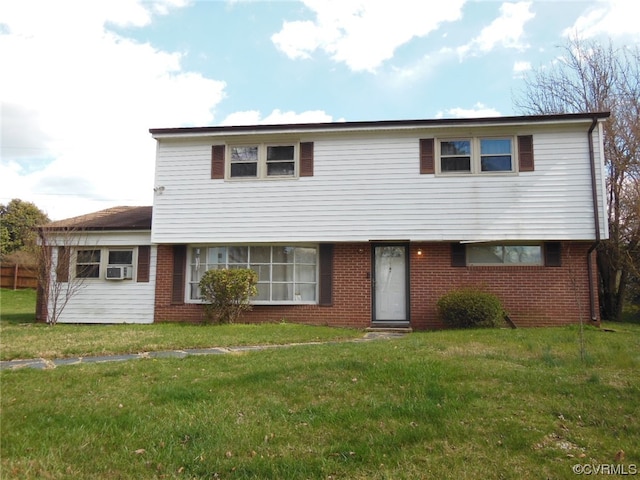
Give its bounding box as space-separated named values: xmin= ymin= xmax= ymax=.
xmin=149 ymin=112 xmax=611 ymax=139
xmin=39 ymin=206 xmax=153 ymax=232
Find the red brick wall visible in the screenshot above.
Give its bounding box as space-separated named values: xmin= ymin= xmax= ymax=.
xmin=154 ymin=244 xmax=372 ymax=327
xmin=410 ymin=242 xmax=598 ymax=329
xmin=154 ymin=242 xmax=599 ymax=329
xmin=154 ymin=245 xmax=205 ymax=323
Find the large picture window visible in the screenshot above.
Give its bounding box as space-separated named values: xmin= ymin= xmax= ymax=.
xmin=438 ymin=137 xmax=513 ymax=174
xmin=189 ymin=245 xmax=318 ymax=303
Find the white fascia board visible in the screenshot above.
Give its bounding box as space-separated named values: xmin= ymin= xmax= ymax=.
xmin=149 ymin=116 xmax=606 ymax=140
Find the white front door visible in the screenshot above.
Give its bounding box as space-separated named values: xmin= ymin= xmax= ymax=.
xmin=373 ymin=245 xmax=408 ymax=323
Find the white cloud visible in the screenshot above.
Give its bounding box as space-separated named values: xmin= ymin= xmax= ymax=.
xmin=563 ymin=0 xmax=640 ymax=39
xmin=220 ymin=109 xmax=335 ymax=126
xmin=435 ymin=103 xmax=502 ymax=119
xmin=386 ymin=47 xmax=455 ymax=89
xmin=513 ymin=61 xmax=533 ymax=78
xmin=457 ymin=2 xmax=535 ymax=58
xmin=0 ymin=0 xmax=224 ymax=220
xmin=219 ymin=110 xmax=264 ymax=126
xmin=513 ymin=60 xmax=532 ymax=74
xmin=272 ymin=0 xmax=466 ymax=73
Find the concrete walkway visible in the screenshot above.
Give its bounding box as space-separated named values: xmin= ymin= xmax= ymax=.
xmin=0 ymin=331 xmax=406 ymax=371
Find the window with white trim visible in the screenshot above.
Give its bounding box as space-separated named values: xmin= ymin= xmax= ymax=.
xmin=76 ymin=249 xmax=101 ymax=278
xmin=74 ymin=248 xmax=135 ymax=279
xmin=228 ymin=144 xmax=297 ymax=179
xmin=438 ymin=137 xmax=514 ymax=174
xmin=189 ymin=245 xmax=318 ymax=303
xmin=466 ymin=244 xmax=542 ymax=265
xmin=106 ymin=249 xmax=134 ymax=279
xmin=108 ymin=250 xmax=133 ymax=267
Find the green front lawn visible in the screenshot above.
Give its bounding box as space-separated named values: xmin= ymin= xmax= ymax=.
xmin=0 ymin=287 xmax=37 ymax=324
xmin=2 ymin=287 xmax=639 ymax=478
xmin=2 ymin=323 xmax=639 ymax=479
xmin=0 ymin=288 xmax=361 ymax=361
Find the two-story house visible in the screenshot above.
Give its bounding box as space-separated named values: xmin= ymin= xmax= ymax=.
xmin=38 ymin=112 xmax=609 ymax=328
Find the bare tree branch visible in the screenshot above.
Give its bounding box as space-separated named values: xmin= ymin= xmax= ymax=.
xmin=37 ymin=228 xmax=93 ymax=326
xmin=515 ymin=36 xmax=640 ymax=320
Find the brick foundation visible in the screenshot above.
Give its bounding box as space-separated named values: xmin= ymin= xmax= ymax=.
xmin=154 ymin=242 xmax=599 ymax=329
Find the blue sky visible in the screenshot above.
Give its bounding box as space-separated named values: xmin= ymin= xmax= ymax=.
xmin=1 ymin=0 xmax=637 ymax=220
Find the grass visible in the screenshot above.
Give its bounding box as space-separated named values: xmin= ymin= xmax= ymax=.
xmin=0 ymin=287 xmax=36 ymax=324
xmin=2 ymin=325 xmax=639 ymax=479
xmin=0 ymin=289 xmax=362 ymax=361
xmin=2 ymin=288 xmax=640 ymax=478
xmin=622 ymin=303 xmax=640 ymax=324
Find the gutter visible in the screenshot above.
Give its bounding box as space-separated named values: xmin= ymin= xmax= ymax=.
xmin=149 ymin=111 xmax=611 ymax=138
xmin=587 ymin=116 xmax=602 ymax=322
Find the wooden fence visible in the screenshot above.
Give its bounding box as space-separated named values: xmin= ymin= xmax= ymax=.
xmin=0 ymin=264 xmax=38 ymax=289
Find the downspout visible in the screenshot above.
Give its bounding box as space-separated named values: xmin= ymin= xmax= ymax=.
xmin=587 ymin=117 xmax=601 ymax=322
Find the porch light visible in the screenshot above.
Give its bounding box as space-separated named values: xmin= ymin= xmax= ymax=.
xmin=417 ymin=248 xmax=423 ymax=256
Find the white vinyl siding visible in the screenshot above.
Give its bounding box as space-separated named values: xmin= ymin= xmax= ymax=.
xmin=152 ymin=124 xmax=608 ymax=243
xmin=50 ymin=232 xmax=156 ymax=324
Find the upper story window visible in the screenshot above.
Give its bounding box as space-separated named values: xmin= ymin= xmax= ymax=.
xmin=438 ymin=137 xmax=514 ymax=174
xmin=267 ymin=145 xmax=295 ymax=176
xmin=212 ymin=142 xmax=314 ymax=180
xmin=420 ymin=135 xmax=533 ymax=175
xmin=230 ymin=146 xmax=258 ymax=177
xmin=440 ymin=140 xmax=471 ymax=172
xmin=229 ymin=144 xmax=297 ymax=179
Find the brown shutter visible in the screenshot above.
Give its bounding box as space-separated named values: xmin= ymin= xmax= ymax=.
xmin=56 ymin=246 xmax=69 ymax=282
xmin=300 ymin=142 xmax=314 ymax=177
xmin=137 ymin=246 xmax=151 ymax=282
xmin=451 ymin=243 xmax=466 ymax=267
xmin=544 ymin=242 xmax=562 ymax=267
xmin=420 ymin=138 xmax=435 ymax=174
xmin=518 ymin=135 xmax=534 ymax=172
xmin=211 ymin=145 xmax=225 ymax=179
xmin=319 ymin=243 xmax=333 ymax=306
xmin=172 ymin=245 xmax=187 ymax=304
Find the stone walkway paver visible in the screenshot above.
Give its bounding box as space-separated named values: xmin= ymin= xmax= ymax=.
xmin=0 ymin=331 xmax=406 ymax=371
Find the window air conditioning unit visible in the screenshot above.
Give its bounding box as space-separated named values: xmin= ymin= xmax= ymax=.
xmin=105 ymin=266 xmax=133 ymax=280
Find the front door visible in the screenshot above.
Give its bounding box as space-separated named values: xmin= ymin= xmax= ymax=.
xmin=372 ymin=244 xmax=409 ymax=324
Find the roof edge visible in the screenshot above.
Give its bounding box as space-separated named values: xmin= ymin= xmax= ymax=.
xmin=39 ymin=206 xmax=152 ymax=232
xmin=39 ymin=225 xmax=152 ymax=232
xmin=149 ymin=112 xmax=611 ymax=137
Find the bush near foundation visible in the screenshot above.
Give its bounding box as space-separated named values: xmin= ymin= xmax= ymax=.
xmin=199 ymin=268 xmax=258 ymax=324
xmin=437 ymin=289 xmax=504 ymax=328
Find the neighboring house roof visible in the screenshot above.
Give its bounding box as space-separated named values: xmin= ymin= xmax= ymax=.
xmin=42 ymin=206 xmax=152 ymax=231
xmin=149 ymin=111 xmax=610 ymax=137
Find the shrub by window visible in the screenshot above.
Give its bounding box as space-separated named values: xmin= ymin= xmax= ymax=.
xmin=436 ymin=289 xmax=504 ymax=328
xmin=199 ymin=268 xmax=258 ymax=324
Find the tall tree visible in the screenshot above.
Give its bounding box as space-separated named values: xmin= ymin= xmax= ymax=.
xmin=515 ymin=37 xmax=640 ymax=320
xmin=0 ymin=199 xmax=50 ymax=258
